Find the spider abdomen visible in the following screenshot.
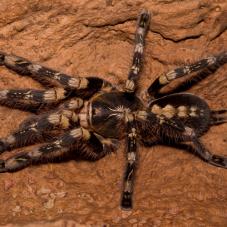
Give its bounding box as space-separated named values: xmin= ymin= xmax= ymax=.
xmin=90 ymin=92 xmax=143 ymax=138
xmin=149 ymin=93 xmax=211 ymax=139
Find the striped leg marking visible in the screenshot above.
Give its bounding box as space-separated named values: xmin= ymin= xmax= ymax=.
xmin=147 ymin=52 xmax=227 ymax=97
xmin=0 ymin=127 xmax=90 ymax=172
xmin=0 ymin=88 xmax=69 ymax=110
xmin=125 ymin=10 xmax=150 ymax=93
xmin=0 ymin=52 xmax=89 ymax=89
xmin=121 ymin=114 xmax=137 ymax=209
xmin=0 ymin=52 xmax=116 ymax=96
xmin=0 ymin=109 xmax=79 ymax=153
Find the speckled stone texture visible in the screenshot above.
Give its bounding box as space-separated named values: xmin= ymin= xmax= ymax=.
xmin=0 ymin=0 xmax=226 ymax=226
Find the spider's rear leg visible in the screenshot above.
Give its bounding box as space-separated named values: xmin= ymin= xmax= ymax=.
xmin=124 ymin=10 xmax=150 ymax=93
xmin=147 ymin=51 xmax=227 ymax=98
xmin=0 ymin=127 xmax=89 ymax=172
xmin=148 ymin=93 xmax=227 ymax=168
xmin=192 ymin=138 xmax=227 ymax=168
xmin=0 ymin=127 xmax=118 ymax=172
xmin=210 ymin=109 xmax=227 ymax=125
xmin=0 ymin=52 xmax=115 ymax=98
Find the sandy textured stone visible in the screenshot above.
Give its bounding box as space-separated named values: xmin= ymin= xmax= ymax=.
xmin=0 ymin=0 xmax=226 ymax=226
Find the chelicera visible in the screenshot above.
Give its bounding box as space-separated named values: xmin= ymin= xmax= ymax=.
xmin=0 ymin=10 xmax=226 ymax=209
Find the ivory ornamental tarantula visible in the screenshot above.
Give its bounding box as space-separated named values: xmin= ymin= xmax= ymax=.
xmin=0 ymin=10 xmax=226 ymax=209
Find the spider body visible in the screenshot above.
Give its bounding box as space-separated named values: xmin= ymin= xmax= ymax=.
xmin=89 ymin=92 xmax=210 ymax=142
xmin=0 ymin=10 xmax=226 ymax=210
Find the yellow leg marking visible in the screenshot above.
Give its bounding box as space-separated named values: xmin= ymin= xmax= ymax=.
xmin=159 ymin=74 xmax=169 ymax=85
xmin=125 ymin=79 xmax=135 ymax=92
xmin=68 ymin=78 xmax=88 ymax=89
xmin=43 ymin=88 xmax=66 ymax=102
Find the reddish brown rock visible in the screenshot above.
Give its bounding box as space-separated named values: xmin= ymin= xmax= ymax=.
xmin=0 ymin=0 xmax=226 ymax=226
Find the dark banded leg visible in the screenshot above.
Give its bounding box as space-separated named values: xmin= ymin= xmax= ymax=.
xmin=0 ymin=52 xmax=115 ymax=96
xmin=0 ymin=51 xmax=88 ymax=89
xmin=0 ymin=87 xmax=70 ymax=112
xmin=121 ymin=114 xmax=137 ymax=209
xmin=210 ymin=109 xmax=227 ymax=126
xmin=0 ymin=128 xmax=117 ymax=172
xmin=0 ymin=127 xmax=89 ymax=172
xmin=124 ymin=10 xmax=150 ymax=93
xmin=192 ymin=138 xmax=227 ymax=168
xmin=0 ymin=106 xmax=81 ymax=154
xmin=147 ymin=52 xmax=227 ymax=97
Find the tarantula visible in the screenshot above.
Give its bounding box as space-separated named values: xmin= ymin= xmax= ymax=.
xmin=0 ymin=10 xmax=226 ymax=210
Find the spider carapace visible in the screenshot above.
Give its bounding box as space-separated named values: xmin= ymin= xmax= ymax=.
xmin=0 ymin=10 xmax=226 ymax=210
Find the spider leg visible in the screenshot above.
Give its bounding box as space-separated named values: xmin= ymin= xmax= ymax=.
xmin=0 ymin=127 xmax=89 ymax=172
xmin=0 ymin=98 xmax=83 ymax=154
xmin=0 ymin=52 xmax=115 ymax=96
xmin=0 ymin=127 xmax=118 ymax=172
xmin=124 ymin=10 xmax=150 ymax=93
xmin=192 ymin=138 xmax=227 ymax=168
xmin=0 ymin=87 xmax=71 ymax=112
xmin=0 ymin=51 xmax=89 ymax=89
xmin=121 ymin=114 xmax=137 ymax=209
xmin=210 ymin=109 xmax=227 ymax=125
xmin=147 ymin=51 xmax=227 ymax=98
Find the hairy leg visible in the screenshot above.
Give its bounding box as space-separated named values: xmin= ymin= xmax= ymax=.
xmin=147 ymin=52 xmax=227 ymax=98
xmin=0 ymin=52 xmax=116 ymax=97
xmin=124 ymin=10 xmax=150 ymax=93
xmin=192 ymin=138 xmax=227 ymax=168
xmin=0 ymin=98 xmax=83 ymax=153
xmin=0 ymin=87 xmax=69 ymax=108
xmin=121 ymin=114 xmax=137 ymax=209
xmin=0 ymin=127 xmax=118 ymax=172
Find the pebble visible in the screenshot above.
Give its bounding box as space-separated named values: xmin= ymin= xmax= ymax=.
xmin=43 ymin=198 xmax=55 ymax=209
xmin=12 ymin=205 xmax=21 ymax=213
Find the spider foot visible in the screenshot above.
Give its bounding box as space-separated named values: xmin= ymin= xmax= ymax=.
xmin=0 ymin=159 xmax=7 ymax=173
xmin=210 ymin=109 xmax=227 ymax=125
xmin=209 ymin=155 xmax=227 ymax=168
xmin=138 ymin=9 xmax=150 ymax=31
xmin=0 ymin=52 xmax=4 ymax=65
xmin=121 ymin=192 xmax=132 ymax=210
xmin=193 ymin=138 xmax=227 ymax=169
xmin=0 ymin=140 xmax=9 ymax=154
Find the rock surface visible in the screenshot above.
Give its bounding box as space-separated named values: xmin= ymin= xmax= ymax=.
xmin=0 ymin=0 xmax=226 ymax=226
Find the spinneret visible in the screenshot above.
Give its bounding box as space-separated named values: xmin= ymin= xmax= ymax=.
xmin=0 ymin=10 xmax=226 ymax=210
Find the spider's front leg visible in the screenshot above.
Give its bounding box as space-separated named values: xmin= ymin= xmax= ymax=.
xmin=147 ymin=51 xmax=227 ymax=98
xmin=121 ymin=114 xmax=137 ymax=209
xmin=0 ymin=127 xmax=117 ymax=172
xmin=0 ymin=98 xmax=83 ymax=154
xmin=124 ymin=10 xmax=150 ymax=93
xmin=0 ymin=52 xmax=115 ymax=97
